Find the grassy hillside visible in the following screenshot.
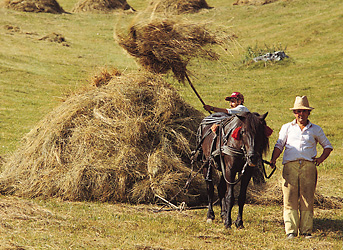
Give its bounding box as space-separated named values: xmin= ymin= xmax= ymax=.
xmin=0 ymin=0 xmax=342 ymax=248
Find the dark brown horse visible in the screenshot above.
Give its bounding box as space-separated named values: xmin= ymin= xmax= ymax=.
xmin=195 ymin=112 xmax=270 ymax=229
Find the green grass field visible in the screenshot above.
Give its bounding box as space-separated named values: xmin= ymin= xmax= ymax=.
xmin=1 ymin=0 xmax=342 ymax=248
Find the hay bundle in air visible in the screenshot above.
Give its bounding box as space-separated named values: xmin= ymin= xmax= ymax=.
xmin=149 ymin=0 xmax=212 ymax=15
xmin=4 ymin=0 xmax=65 ymax=14
xmin=0 ymin=71 xmax=207 ymax=205
xmin=116 ymin=18 xmax=220 ymax=82
xmin=72 ymin=0 xmax=133 ymax=13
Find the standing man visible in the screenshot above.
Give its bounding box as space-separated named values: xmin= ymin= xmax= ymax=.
xmin=203 ymin=92 xmax=249 ymax=114
xmin=270 ymin=96 xmax=333 ymax=239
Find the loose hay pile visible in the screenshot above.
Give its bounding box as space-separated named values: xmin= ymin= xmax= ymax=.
xmin=233 ymin=0 xmax=279 ymax=5
xmin=4 ymin=0 xmax=65 ymax=14
xmin=39 ymin=32 xmax=70 ymax=46
xmin=149 ymin=0 xmax=212 ymax=15
xmin=116 ymin=18 xmax=220 ymax=82
xmin=72 ymin=0 xmax=133 ymax=13
xmin=0 ymin=71 xmax=207 ymax=205
xmin=0 ymin=196 xmax=53 ymax=221
xmin=246 ymin=181 xmax=343 ymax=209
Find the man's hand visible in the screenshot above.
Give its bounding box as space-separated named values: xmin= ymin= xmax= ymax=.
xmin=270 ymin=159 xmax=276 ymax=169
xmin=211 ymin=124 xmax=218 ymax=133
xmin=203 ymin=105 xmax=213 ymax=112
xmin=312 ymin=148 xmax=333 ymax=166
xmin=312 ymin=156 xmax=323 ymax=166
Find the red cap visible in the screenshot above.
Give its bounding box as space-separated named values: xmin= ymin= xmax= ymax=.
xmin=225 ymin=92 xmax=244 ymax=101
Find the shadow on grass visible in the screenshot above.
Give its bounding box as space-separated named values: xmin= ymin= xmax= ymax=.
xmin=314 ymin=218 xmax=343 ymax=238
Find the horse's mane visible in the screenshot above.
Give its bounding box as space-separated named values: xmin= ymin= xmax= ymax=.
xmin=239 ymin=112 xmax=270 ymax=155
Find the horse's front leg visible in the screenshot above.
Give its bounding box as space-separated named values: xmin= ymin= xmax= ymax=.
xmin=203 ymin=166 xmax=215 ymax=223
xmin=235 ymin=167 xmax=253 ymax=229
xmin=224 ymin=183 xmax=235 ymax=229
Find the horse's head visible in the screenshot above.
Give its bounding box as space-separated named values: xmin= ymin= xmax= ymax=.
xmin=230 ymin=112 xmax=270 ymax=167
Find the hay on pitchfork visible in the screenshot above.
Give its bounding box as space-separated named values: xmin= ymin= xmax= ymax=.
xmin=3 ymin=0 xmax=65 ymax=14
xmin=149 ymin=0 xmax=213 ymax=15
xmin=0 ymin=70 xmax=207 ymax=205
xmin=116 ymin=18 xmax=220 ymax=82
xmin=72 ymin=0 xmax=134 ymax=13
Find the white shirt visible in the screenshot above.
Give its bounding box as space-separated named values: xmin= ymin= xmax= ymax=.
xmin=274 ymin=119 xmax=333 ymax=164
xmin=226 ymin=105 xmax=250 ymax=115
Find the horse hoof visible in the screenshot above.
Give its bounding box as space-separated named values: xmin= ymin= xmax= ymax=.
xmin=235 ymin=222 xmax=244 ymax=229
xmin=206 ymin=219 xmax=213 ymax=224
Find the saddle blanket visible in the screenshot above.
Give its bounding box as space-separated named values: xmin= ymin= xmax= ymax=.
xmin=200 ymin=112 xmax=232 ymax=125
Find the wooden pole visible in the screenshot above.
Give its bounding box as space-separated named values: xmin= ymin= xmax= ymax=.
xmin=185 ymin=73 xmax=211 ymax=115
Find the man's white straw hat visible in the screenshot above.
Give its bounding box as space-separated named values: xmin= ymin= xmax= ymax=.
xmin=290 ymin=96 xmax=314 ymax=110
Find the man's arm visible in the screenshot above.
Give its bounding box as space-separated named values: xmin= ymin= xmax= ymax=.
xmin=203 ymin=105 xmax=228 ymax=113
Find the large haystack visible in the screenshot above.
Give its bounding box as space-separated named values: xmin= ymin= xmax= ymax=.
xmin=149 ymin=0 xmax=212 ymax=15
xmin=72 ymin=0 xmax=133 ymax=13
xmin=4 ymin=0 xmax=65 ymax=14
xmin=116 ymin=18 xmax=219 ymax=82
xmin=0 ymin=71 xmax=207 ymax=205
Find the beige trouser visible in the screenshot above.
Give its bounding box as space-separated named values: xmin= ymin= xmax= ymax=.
xmin=282 ymin=160 xmax=317 ymax=235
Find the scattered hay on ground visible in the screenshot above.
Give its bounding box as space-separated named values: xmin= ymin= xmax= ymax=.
xmin=116 ymin=18 xmax=220 ymax=82
xmin=38 ymin=32 xmax=69 ymax=46
xmin=3 ymin=25 xmax=21 ymax=33
xmin=149 ymin=0 xmax=212 ymax=15
xmin=4 ymin=0 xmax=65 ymax=14
xmin=233 ymin=0 xmax=279 ymax=5
xmin=0 ymin=71 xmax=206 ymax=205
xmin=246 ymin=181 xmax=343 ymax=209
xmin=0 ymin=196 xmax=53 ymax=221
xmin=72 ymin=0 xmax=134 ymax=13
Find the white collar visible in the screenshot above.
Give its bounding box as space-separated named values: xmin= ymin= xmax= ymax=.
xmin=291 ymin=119 xmax=312 ymax=128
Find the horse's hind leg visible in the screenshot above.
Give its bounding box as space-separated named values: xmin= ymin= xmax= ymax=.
xmin=204 ymin=167 xmax=215 ymax=223
xmin=218 ymin=176 xmax=227 ymax=222
xmin=235 ymin=168 xmax=253 ymax=229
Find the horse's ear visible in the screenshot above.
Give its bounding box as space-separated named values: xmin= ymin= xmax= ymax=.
xmin=261 ymin=112 xmax=268 ymax=121
xmin=236 ymin=114 xmax=246 ymax=122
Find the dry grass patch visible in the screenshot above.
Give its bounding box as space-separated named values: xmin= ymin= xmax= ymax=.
xmin=233 ymin=0 xmax=279 ymax=5
xmin=246 ymin=179 xmax=343 ymax=209
xmin=4 ymin=0 xmax=65 ymax=14
xmin=72 ymin=0 xmax=134 ymax=13
xmin=149 ymin=0 xmax=212 ymax=15
xmin=0 ymin=196 xmax=53 ymax=221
